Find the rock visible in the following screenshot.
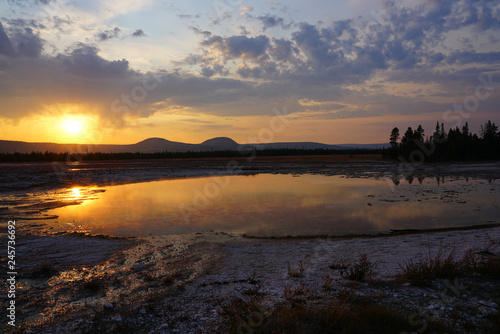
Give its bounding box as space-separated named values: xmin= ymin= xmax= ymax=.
xmin=427 ymin=303 xmax=440 ymax=310
xmin=140 ymin=308 xmax=147 ymax=314
xmin=484 ymin=301 xmax=499 ymax=309
xmin=479 ymin=307 xmax=499 ymax=317
xmin=478 ymin=300 xmax=498 ymax=309
xmin=103 ymin=303 xmax=113 ymax=309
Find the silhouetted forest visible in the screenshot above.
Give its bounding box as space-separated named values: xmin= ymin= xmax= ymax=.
xmin=0 ymin=148 xmax=381 ymax=163
xmin=385 ymin=120 xmax=500 ymax=161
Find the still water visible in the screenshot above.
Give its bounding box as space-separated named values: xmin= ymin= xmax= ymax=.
xmin=47 ymin=174 xmax=500 ymax=237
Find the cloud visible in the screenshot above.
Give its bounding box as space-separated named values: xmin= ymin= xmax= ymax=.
xmin=1 ymin=0 xmax=500 ymax=132
xmin=0 ymin=23 xmax=16 ymax=57
xmin=201 ymin=34 xmax=270 ymax=60
xmin=190 ymin=26 xmax=212 ymax=37
xmin=200 ymin=64 xmax=228 ymax=77
xmin=0 ymin=41 xmax=263 ymax=124
xmin=0 ymin=22 xmax=44 ymax=58
xmin=446 ymin=51 xmax=500 ymax=65
xmin=131 ymin=29 xmax=146 ymax=37
xmin=96 ymin=27 xmax=121 ymax=42
xmin=58 ymin=43 xmax=130 ymax=78
xmin=257 ymin=14 xmax=291 ymax=30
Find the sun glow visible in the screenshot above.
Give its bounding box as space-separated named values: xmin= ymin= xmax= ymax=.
xmin=71 ymin=187 xmax=82 ymax=199
xmin=64 ymin=119 xmax=84 ymax=135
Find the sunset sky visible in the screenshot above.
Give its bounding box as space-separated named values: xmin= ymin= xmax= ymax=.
xmin=0 ymin=0 xmax=499 ymax=145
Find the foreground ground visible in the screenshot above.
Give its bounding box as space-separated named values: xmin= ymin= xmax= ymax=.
xmin=1 ymin=223 xmax=499 ymax=333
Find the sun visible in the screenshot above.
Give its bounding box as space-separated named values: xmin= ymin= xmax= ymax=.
xmin=64 ymin=119 xmax=83 ymax=135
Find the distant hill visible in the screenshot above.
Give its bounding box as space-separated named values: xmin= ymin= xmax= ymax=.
xmin=201 ymin=137 xmax=239 ymax=151
xmin=0 ymin=137 xmax=388 ymax=154
xmin=125 ymin=138 xmax=201 ymax=153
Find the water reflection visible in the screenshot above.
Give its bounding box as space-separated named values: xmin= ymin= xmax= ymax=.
xmin=71 ymin=187 xmax=82 ymax=199
xmin=47 ymin=174 xmax=500 ymax=237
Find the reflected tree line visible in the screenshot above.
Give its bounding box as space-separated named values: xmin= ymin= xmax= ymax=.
xmin=386 ymin=120 xmax=500 ymax=161
xmin=388 ymin=173 xmax=496 ymax=186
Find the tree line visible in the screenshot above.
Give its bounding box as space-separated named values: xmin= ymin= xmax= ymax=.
xmin=386 ymin=120 xmax=500 ymax=161
xmin=0 ymin=148 xmax=381 ymax=163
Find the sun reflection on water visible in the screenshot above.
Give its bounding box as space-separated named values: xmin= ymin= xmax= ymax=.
xmin=71 ymin=188 xmax=82 ymax=199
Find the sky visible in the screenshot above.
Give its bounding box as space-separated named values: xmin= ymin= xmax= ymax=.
xmin=0 ymin=0 xmax=499 ymax=145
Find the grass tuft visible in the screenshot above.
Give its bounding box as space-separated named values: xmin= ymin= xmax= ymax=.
xmin=287 ymin=261 xmax=306 ymax=278
xmin=219 ymin=280 xmax=452 ymax=334
xmin=329 ymin=258 xmax=349 ymax=270
xmin=399 ymin=245 xmax=500 ymax=286
xmin=340 ymin=254 xmax=375 ymax=281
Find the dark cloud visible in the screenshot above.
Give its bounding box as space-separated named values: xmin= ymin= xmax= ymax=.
xmin=200 ymin=64 xmax=228 ymax=77
xmin=96 ymin=27 xmax=121 ymax=42
xmin=131 ymin=29 xmax=146 ymax=37
xmin=0 ymin=23 xmax=16 ymax=57
xmin=225 ymin=35 xmax=269 ymax=59
xmin=269 ymin=38 xmax=296 ymax=61
xmin=202 ymin=34 xmax=270 ymax=60
xmin=292 ymin=23 xmax=341 ymax=68
xmin=190 ymin=26 xmax=212 ymax=37
xmin=239 ymin=26 xmax=250 ymax=35
xmin=0 ymin=22 xmax=44 ymax=58
xmin=236 ymin=63 xmax=263 ymax=78
xmin=257 ymin=14 xmax=291 ymax=31
xmin=6 ymin=18 xmax=46 ymax=30
xmin=58 ymin=43 xmax=130 ymax=78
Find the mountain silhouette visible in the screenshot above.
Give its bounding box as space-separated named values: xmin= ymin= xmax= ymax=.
xmin=201 ymin=137 xmax=239 ymax=150
xmin=0 ymin=137 xmax=389 ymax=154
